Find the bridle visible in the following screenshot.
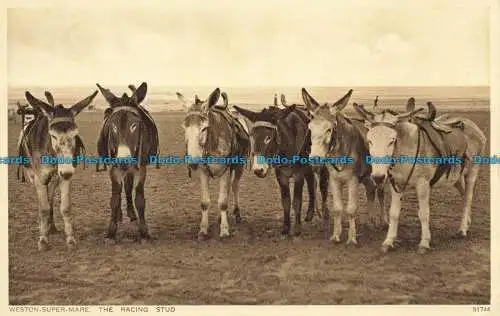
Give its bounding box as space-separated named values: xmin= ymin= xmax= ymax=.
xmin=369 ymin=121 xmax=421 ymax=193
xmin=105 ymin=106 xmax=144 ymax=168
xmin=248 ymin=121 xmax=282 ymax=170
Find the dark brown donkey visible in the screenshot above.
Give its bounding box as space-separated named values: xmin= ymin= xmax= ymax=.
xmin=20 ymin=90 xmax=97 ymax=250
xmin=96 ymin=82 xmax=159 ymax=243
xmin=232 ymin=103 xmax=329 ymax=237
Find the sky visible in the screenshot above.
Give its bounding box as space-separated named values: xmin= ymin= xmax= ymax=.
xmin=6 ymin=0 xmax=491 ymax=87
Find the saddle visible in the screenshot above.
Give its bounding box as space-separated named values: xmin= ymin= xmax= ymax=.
xmin=212 ymin=106 xmax=250 ymax=143
xmin=410 ymin=115 xmax=467 ymax=186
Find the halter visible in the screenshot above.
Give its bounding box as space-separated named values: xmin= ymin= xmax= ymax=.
xmin=248 ymin=121 xmax=281 ymax=170
xmin=370 ymin=121 xmax=421 ymax=193
xmin=49 ymin=116 xmax=75 ymax=127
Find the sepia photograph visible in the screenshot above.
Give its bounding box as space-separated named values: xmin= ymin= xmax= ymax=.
xmin=3 ymin=0 xmax=495 ymax=310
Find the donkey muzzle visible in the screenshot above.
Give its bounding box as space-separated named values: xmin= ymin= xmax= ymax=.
xmin=371 ymin=174 xmax=387 ymax=185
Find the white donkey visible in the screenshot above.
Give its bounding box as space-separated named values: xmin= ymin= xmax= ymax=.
xmin=302 ymin=88 xmax=387 ymax=245
xmin=353 ymin=102 xmax=487 ymax=253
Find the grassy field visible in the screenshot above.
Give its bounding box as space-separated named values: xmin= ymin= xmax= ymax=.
xmin=8 ymin=109 xmax=490 ymax=305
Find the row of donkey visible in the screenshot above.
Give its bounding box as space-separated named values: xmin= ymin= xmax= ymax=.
xmin=16 ymin=82 xmax=487 ymax=254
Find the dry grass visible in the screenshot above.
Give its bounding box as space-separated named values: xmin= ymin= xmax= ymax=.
xmin=8 ymin=111 xmax=490 ymax=305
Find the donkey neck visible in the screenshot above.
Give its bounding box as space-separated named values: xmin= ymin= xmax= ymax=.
xmin=331 ymin=115 xmax=367 ymax=161
xmin=276 ymin=111 xmax=309 ymax=157
xmin=204 ymin=110 xmax=234 ymax=157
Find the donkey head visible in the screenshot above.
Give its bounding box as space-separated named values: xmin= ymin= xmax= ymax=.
xmin=176 ymin=88 xmax=221 ymax=168
xmin=25 ymin=90 xmax=97 ymax=179
xmin=353 ymin=102 xmax=426 ymax=184
xmin=233 ymin=104 xmax=296 ymax=177
xmin=96 ymin=82 xmax=148 ymax=163
xmin=301 ymin=88 xmax=353 ymax=164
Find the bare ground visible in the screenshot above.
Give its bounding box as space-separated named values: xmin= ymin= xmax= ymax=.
xmin=8 ymin=111 xmax=490 ymax=305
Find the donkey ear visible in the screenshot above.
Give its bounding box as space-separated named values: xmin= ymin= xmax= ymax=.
xmin=44 ymin=91 xmax=55 ymax=106
xmin=406 ymin=97 xmax=416 ymax=112
xmin=204 ymin=88 xmax=221 ymax=110
xmin=353 ymin=102 xmax=375 ymax=123
xmin=71 ymin=90 xmax=98 ymax=116
xmin=221 ymin=92 xmax=229 ymax=108
xmin=233 ymin=105 xmax=259 ymax=122
xmin=132 ymin=82 xmax=147 ymax=104
xmin=301 ymin=88 xmax=320 ymax=112
xmin=280 ymin=94 xmax=290 ymax=107
xmin=331 ymin=89 xmax=353 ymax=112
xmin=96 ymin=83 xmax=118 ymax=106
xmin=176 ymin=92 xmax=191 ymax=112
xmin=25 ymin=91 xmax=53 ymax=117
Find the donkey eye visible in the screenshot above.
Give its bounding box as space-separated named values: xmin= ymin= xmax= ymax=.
xmin=130 ymin=123 xmax=137 ymax=132
xmin=388 ymin=138 xmax=396 ymax=146
xmin=264 ymin=136 xmax=272 ymax=144
xmin=326 ymin=128 xmax=332 ymax=134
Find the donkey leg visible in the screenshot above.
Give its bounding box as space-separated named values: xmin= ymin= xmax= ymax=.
xmin=106 ymin=170 xmax=122 ymax=241
xmin=416 ymin=179 xmax=432 ymax=253
xmin=133 ymin=168 xmax=150 ymax=241
xmin=303 ymin=166 xmax=316 ymax=222
xmin=377 ymin=186 xmax=388 ymax=227
xmin=319 ymin=166 xmax=330 ymax=221
xmin=275 ymin=169 xmax=291 ymax=237
xmin=48 ymin=176 xmax=60 ymax=234
xmin=59 ymin=179 xmax=76 ymax=249
xmin=199 ymin=171 xmax=211 ymax=240
xmin=231 ymin=166 xmax=244 ymax=223
xmin=459 ymin=166 xmax=479 ymax=237
xmin=329 ymin=175 xmax=343 ymax=243
xmin=292 ymin=172 xmax=305 ymax=236
xmin=218 ymin=170 xmax=232 ymax=238
xmin=363 ymin=178 xmax=378 ymax=230
xmin=382 ymin=187 xmax=403 ymax=253
xmin=34 ymin=177 xmax=51 ymax=251
xmin=346 ymin=177 xmax=359 ymax=245
xmin=124 ymin=173 xmax=137 ymax=222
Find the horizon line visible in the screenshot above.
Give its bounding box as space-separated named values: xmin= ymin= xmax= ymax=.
xmin=7 ymin=84 xmax=491 ymax=88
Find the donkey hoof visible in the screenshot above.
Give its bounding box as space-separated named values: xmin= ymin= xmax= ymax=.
xmin=329 ymin=235 xmax=341 ymax=243
xmin=454 ymin=230 xmax=469 ymax=239
xmin=417 ymin=246 xmax=430 ymax=254
xmin=233 ymin=208 xmax=242 ymax=223
xmin=38 ymin=238 xmax=50 ymax=251
xmin=219 ymin=231 xmax=230 ymax=239
xmin=104 ymin=237 xmax=116 ymax=245
xmin=66 ymin=237 xmax=77 ymax=250
xmin=381 ymin=244 xmax=392 ymax=253
xmin=346 ymin=239 xmax=358 ymax=247
xmin=198 ymin=232 xmax=210 ymax=241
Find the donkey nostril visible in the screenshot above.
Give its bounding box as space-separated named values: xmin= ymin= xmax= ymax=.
xmin=371 ymin=174 xmax=386 ymax=185
xmin=59 ymin=171 xmax=73 ymax=180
